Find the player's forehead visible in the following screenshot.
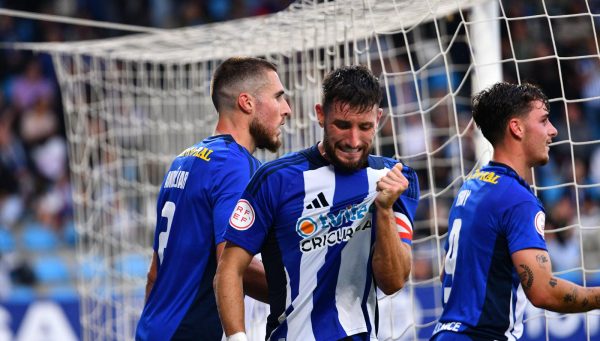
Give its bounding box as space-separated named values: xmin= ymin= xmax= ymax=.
xmin=326 ymin=101 xmax=378 ymax=122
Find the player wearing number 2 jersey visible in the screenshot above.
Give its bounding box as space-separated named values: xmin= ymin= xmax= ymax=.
xmin=215 ymin=65 xmax=419 ymax=341
xmin=433 ymin=82 xmax=600 ymax=341
xmin=135 ymin=57 xmax=290 ymax=341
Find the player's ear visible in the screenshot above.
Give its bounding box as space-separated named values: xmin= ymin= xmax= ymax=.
xmin=508 ymin=118 xmax=524 ymax=139
xmin=237 ymin=92 xmax=254 ymax=114
xmin=376 ymin=108 xmax=383 ymax=126
xmin=315 ymin=103 xmax=325 ymax=127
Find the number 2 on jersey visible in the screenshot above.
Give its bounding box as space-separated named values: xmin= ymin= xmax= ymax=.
xmin=158 ymin=201 xmax=176 ymax=264
xmin=443 ymin=218 xmax=462 ymax=304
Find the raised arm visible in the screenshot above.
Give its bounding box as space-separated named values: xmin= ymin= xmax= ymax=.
xmin=214 ymin=242 xmax=255 ymax=337
xmin=372 ymin=163 xmax=412 ymax=294
xmin=513 ymin=248 xmax=600 ymax=313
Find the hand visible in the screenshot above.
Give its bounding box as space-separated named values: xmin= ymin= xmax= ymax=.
xmin=375 ymin=163 xmax=409 ymax=209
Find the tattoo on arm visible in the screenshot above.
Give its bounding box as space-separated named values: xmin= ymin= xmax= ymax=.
xmin=563 ymin=287 xmax=578 ymax=304
xmin=582 ymin=297 xmax=589 ymax=308
xmin=535 ymin=254 xmax=549 ymax=268
xmin=549 ymin=278 xmax=557 ymax=288
xmin=518 ymin=264 xmax=534 ymax=290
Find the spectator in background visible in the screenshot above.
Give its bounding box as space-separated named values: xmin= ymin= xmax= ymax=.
xmin=0 ymin=116 xmax=30 ymax=228
xmin=9 ymin=59 xmax=54 ymax=111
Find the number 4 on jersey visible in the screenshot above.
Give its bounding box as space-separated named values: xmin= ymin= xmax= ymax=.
xmin=443 ymin=218 xmax=462 ymax=304
xmin=443 ymin=189 xmax=471 ymax=304
xmin=158 ymin=201 xmax=176 ymax=264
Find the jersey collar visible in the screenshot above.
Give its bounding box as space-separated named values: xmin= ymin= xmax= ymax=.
xmin=485 ymin=161 xmax=534 ymax=194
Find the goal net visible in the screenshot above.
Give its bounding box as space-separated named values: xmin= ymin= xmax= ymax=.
xmin=15 ymin=0 xmax=600 ymax=340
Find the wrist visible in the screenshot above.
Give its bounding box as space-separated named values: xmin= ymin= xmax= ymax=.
xmin=227 ymin=332 xmax=248 ymax=341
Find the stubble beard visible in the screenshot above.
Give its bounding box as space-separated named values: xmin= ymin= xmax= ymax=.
xmin=322 ymin=133 xmax=370 ymax=172
xmin=250 ymin=117 xmax=281 ymax=153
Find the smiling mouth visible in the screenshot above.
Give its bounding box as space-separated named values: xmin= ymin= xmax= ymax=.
xmin=338 ymin=147 xmax=362 ymax=157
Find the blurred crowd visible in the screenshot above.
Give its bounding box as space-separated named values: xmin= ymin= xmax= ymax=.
xmin=0 ymin=0 xmax=599 ymax=302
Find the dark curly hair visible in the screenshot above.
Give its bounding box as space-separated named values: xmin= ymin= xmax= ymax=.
xmin=472 ymin=82 xmax=549 ymax=146
xmin=321 ymin=65 xmax=382 ymax=115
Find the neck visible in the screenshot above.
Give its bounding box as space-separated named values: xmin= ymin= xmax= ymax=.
xmin=492 ymin=147 xmax=532 ymax=183
xmin=214 ymin=113 xmax=255 ymax=154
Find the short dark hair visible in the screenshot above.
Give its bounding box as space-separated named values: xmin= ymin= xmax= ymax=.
xmin=210 ymin=57 xmax=277 ymax=112
xmin=472 ymin=82 xmax=549 ymax=146
xmin=321 ymin=65 xmax=382 ymax=115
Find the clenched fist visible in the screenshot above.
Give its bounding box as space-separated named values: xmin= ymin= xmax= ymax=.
xmin=375 ymin=163 xmax=409 ymax=209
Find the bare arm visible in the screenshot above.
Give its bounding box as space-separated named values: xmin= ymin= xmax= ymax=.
xmin=214 ymin=242 xmax=255 ymax=336
xmin=513 ymin=248 xmax=600 ymax=313
xmin=216 ymin=242 xmax=268 ymax=303
xmin=144 ymin=252 xmax=159 ymax=302
xmin=372 ymin=163 xmax=412 ymax=295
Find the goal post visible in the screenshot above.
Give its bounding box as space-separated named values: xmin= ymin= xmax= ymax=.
xmin=12 ymin=0 xmax=600 ymax=340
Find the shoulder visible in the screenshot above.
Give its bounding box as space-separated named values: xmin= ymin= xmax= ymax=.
xmin=245 ymin=149 xmax=309 ymax=195
xmin=467 ymin=168 xmax=539 ymax=212
xmin=369 ymin=155 xmax=419 ymax=200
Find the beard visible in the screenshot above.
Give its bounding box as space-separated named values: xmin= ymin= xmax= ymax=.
xmin=250 ymin=117 xmax=281 ymax=153
xmin=322 ymin=133 xmax=370 ymax=172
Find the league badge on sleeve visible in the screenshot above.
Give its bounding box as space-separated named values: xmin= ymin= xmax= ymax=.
xmin=230 ymin=199 xmax=255 ymax=230
xmin=534 ymin=211 xmax=545 ymax=238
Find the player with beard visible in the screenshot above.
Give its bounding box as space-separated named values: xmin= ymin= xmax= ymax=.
xmin=215 ymin=65 xmax=419 ymax=341
xmin=136 ymin=57 xmax=291 ymax=341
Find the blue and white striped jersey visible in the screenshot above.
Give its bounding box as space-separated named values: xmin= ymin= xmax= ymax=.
xmin=432 ymin=162 xmax=547 ymax=341
xmin=136 ymin=135 xmax=260 ymax=341
xmin=225 ymin=144 xmax=419 ymax=341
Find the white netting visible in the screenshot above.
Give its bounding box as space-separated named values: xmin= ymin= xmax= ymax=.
xmin=12 ymin=0 xmax=600 ymax=340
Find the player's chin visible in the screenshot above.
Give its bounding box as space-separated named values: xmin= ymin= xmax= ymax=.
xmin=536 ymin=154 xmax=550 ymax=166
xmin=335 ymin=154 xmax=368 ymax=172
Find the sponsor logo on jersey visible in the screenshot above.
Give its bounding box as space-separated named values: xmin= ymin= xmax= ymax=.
xmin=534 ymin=211 xmax=545 ymax=238
xmin=229 ymin=199 xmax=255 ymax=230
xmin=178 ymin=146 xmax=214 ymax=161
xmin=305 ymin=192 xmax=330 ymax=210
xmin=467 ymin=169 xmax=500 ymax=184
xmin=295 ymin=202 xmax=370 ymax=238
xmin=300 ymin=217 xmax=372 ymax=253
xmin=433 ymin=321 xmax=463 ymax=334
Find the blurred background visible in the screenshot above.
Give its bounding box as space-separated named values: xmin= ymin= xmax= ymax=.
xmin=0 ymin=0 xmax=599 ymax=340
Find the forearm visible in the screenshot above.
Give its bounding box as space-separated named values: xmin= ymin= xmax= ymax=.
xmin=215 ymin=267 xmax=246 ymax=336
xmin=372 ymin=205 xmax=411 ymax=294
xmin=515 ymin=250 xmax=600 ymax=313
xmin=243 ymin=258 xmax=268 ymax=303
xmin=534 ymin=277 xmax=600 ymax=313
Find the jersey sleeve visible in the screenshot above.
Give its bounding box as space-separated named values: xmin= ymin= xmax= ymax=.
xmin=211 ymin=151 xmax=255 ymax=245
xmin=224 ymin=170 xmax=276 ymax=255
xmin=502 ymin=200 xmax=547 ymax=254
xmin=393 ymin=166 xmax=420 ymax=245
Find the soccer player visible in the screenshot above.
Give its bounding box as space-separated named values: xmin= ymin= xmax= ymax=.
xmin=135 ymin=57 xmax=291 ymax=341
xmin=214 ymin=65 xmax=420 ymax=341
xmin=432 ymin=82 xmax=600 ymax=341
